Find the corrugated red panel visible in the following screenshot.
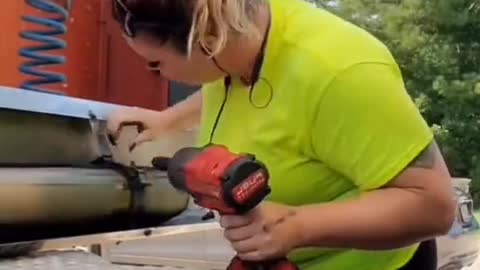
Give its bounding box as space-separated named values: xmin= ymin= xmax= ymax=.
xmin=0 ymin=0 xmax=169 ymax=111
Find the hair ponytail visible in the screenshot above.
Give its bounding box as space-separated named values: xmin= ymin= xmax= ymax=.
xmin=188 ymin=0 xmax=261 ymax=57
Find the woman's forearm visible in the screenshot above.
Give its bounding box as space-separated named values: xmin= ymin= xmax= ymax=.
xmin=292 ymin=182 xmax=454 ymax=250
xmin=165 ymin=90 xmax=202 ymax=131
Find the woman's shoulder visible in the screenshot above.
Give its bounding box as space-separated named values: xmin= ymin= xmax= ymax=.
xmin=273 ymin=0 xmax=396 ymax=72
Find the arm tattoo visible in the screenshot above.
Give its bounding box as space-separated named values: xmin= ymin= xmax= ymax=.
xmin=409 ymin=141 xmax=437 ymax=169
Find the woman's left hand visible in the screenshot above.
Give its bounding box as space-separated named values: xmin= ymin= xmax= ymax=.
xmin=219 ymin=202 xmax=302 ymax=261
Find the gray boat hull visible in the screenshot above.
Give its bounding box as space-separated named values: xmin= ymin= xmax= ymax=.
xmin=0 ymin=167 xmax=188 ymax=225
xmin=0 ymin=87 xmax=195 ymax=246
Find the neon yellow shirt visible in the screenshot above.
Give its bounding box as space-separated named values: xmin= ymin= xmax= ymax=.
xmin=196 ymin=0 xmax=434 ymax=269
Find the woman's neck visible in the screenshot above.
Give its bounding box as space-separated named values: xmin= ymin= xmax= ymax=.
xmin=215 ymin=3 xmax=271 ymax=85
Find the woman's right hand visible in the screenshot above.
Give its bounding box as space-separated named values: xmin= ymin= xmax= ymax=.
xmin=107 ymin=107 xmax=175 ymax=151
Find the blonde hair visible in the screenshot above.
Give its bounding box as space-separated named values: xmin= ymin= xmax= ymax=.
xmin=187 ymin=0 xmax=262 ymax=58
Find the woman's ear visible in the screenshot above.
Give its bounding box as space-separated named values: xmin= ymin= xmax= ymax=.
xmin=200 ymin=46 xmax=210 ymax=56
xmin=198 ymin=43 xmax=214 ymax=58
xmin=197 ymin=33 xmax=221 ymax=58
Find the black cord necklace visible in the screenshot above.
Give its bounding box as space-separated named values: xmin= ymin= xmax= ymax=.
xmin=207 ymin=13 xmax=273 ymax=144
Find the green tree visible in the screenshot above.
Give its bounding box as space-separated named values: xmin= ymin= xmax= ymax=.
xmin=318 ymin=0 xmax=480 ymax=201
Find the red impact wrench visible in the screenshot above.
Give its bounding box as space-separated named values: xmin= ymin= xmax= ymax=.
xmin=152 ymin=145 xmax=299 ymax=270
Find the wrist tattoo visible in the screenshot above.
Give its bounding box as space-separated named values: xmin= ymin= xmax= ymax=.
xmin=263 ymin=209 xmax=297 ymax=233
xmin=409 ymin=141 xmax=437 ymax=169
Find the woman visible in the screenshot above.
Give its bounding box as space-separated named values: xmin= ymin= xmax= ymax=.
xmin=107 ymin=0 xmax=456 ymax=269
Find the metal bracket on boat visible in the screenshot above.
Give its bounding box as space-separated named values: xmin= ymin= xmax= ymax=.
xmin=88 ymin=110 xmax=151 ymax=218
